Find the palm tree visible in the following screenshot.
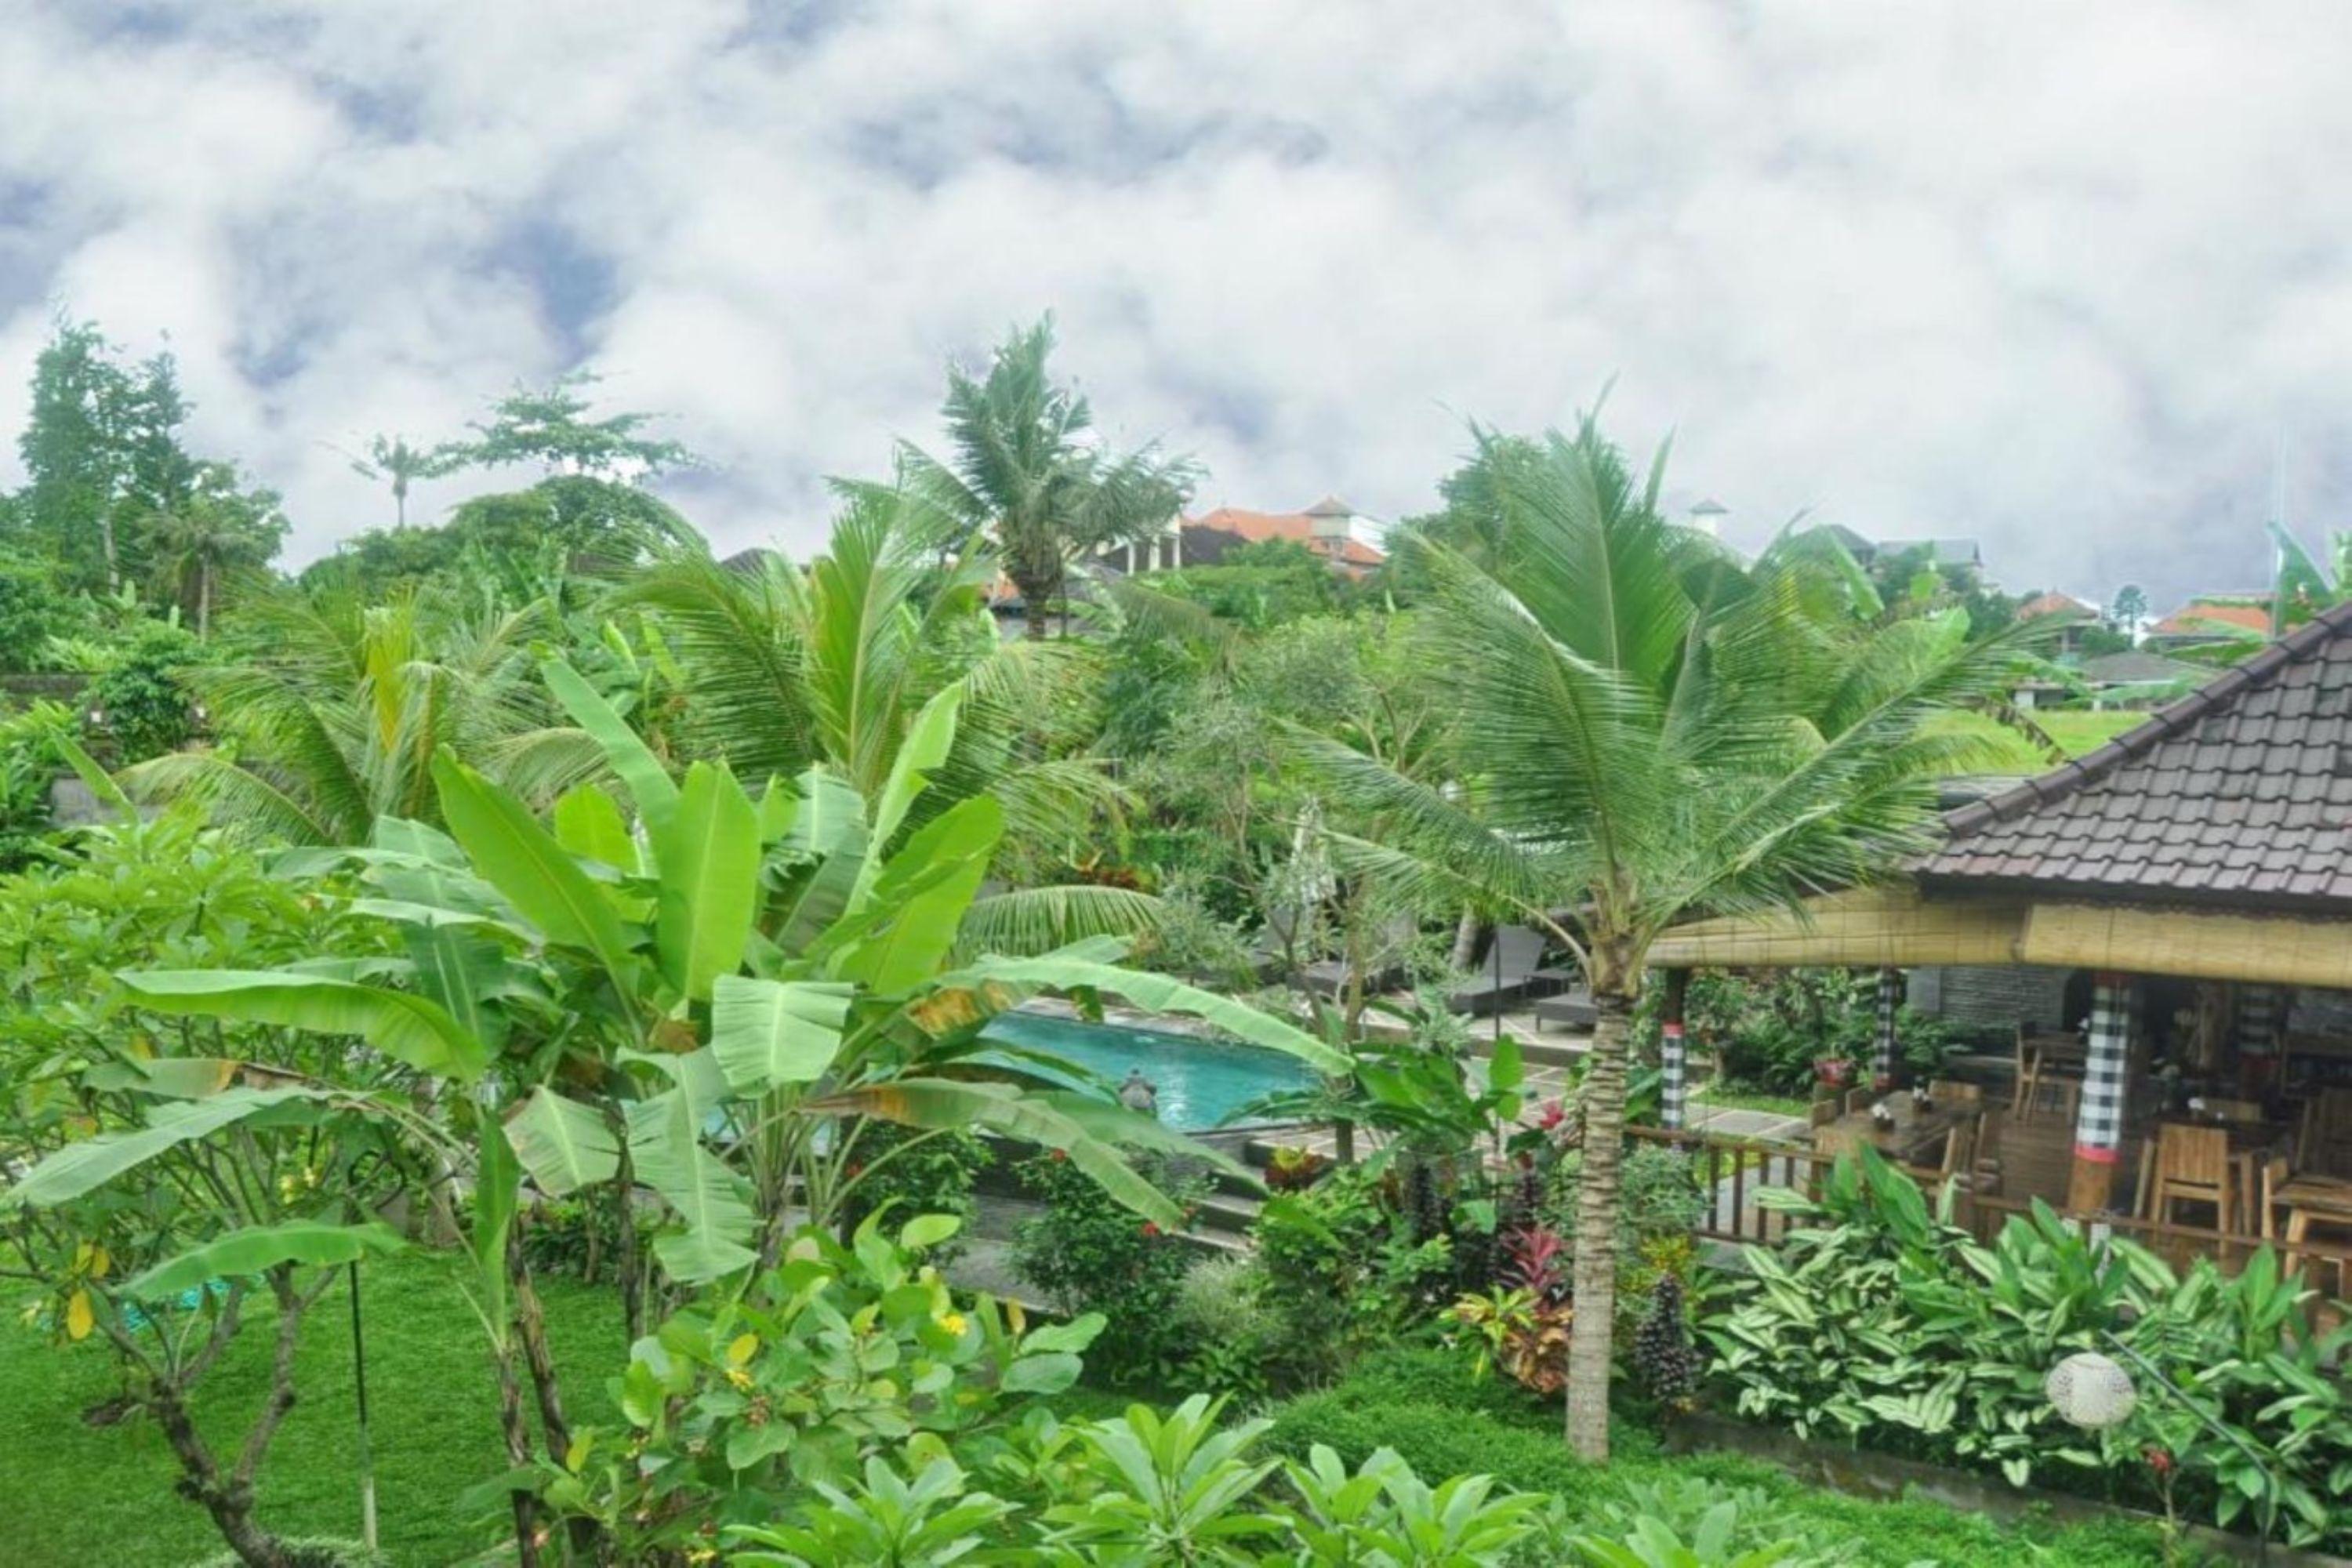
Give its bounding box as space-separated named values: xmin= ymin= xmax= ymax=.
xmin=143 ymin=477 xmax=278 ymax=637
xmin=899 ymin=317 xmax=1196 ymax=639
xmin=346 ymin=434 xmax=467 ymax=529
xmin=121 ymin=586 xmax=588 ymax=844
xmin=1298 ymin=420 xmax=2024 ymax=1460
xmin=624 ymin=485 xmax=1154 ymax=953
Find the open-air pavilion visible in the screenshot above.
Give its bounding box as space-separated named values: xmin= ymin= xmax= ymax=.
xmin=1648 ymin=601 xmax=2352 ymax=1285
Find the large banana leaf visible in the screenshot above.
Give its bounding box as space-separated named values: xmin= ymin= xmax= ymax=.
xmin=432 ymin=757 xmax=637 ymax=985
xmin=117 ymin=970 xmax=488 ymax=1082
xmin=553 ymin=782 xmax=639 ymax=873
xmin=4 ymin=1088 xmax=334 ymax=1208
xmin=503 ymin=1089 xmax=621 ymax=1196
xmin=625 ymin=1087 xmax=757 ymax=1282
xmin=710 ymin=975 xmax=853 ymax=1092
xmin=775 ymin=767 xmax=869 ymax=949
xmin=940 ymin=954 xmax=1347 ymax=1076
xmin=652 ymin=760 xmax=762 ymax=1003
xmin=543 ymin=656 xmax=681 ymax=835
xmin=807 ymin=1078 xmax=1180 ymax=1227
xmin=404 ymin=924 xmax=511 ymax=1059
xmin=128 ymin=1220 xmax=406 ymax=1299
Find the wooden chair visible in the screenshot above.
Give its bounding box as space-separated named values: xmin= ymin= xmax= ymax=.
xmin=1808 ymin=1098 xmax=1839 ymax=1129
xmin=2012 ymin=1029 xmax=2085 ymax=1124
xmin=1970 ymin=1110 xmax=2005 ymax=1196
xmin=2298 ymin=1088 xmax=2352 ymax=1177
xmin=1844 ymin=1087 xmax=1876 ymax=1116
xmin=1929 ymin=1080 xmax=1984 ymax=1108
xmin=2255 ymin=1156 xmax=2290 ymax=1241
xmin=1937 ymin=1113 xmax=1983 ymax=1183
xmin=2142 ymin=1123 xmax=2238 ymax=1232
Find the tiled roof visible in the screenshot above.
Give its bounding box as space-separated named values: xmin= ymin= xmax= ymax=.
xmin=2075 ymin=650 xmax=2203 ymax=685
xmin=2151 ymin=599 xmax=2270 ymax=637
xmin=2018 ymin=591 xmax=2096 ymax=621
xmin=1922 ymin=598 xmax=2352 ymax=912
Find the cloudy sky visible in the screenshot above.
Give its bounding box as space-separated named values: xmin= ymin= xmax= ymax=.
xmin=2 ymin=1 xmax=2347 ymax=608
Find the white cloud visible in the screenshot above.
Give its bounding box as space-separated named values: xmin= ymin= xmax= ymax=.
xmin=2 ymin=0 xmax=2348 ymax=607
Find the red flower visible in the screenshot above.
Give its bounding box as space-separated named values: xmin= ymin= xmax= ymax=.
xmin=1537 ymin=1099 xmax=1566 ymax=1131
xmin=2143 ymin=1446 xmax=2174 ymax=1476
xmin=1140 ymin=1221 xmax=1160 ymax=1238
xmin=844 ymin=1161 xmax=863 ymax=1178
xmin=1048 ymin=1148 xmax=1068 ymax=1163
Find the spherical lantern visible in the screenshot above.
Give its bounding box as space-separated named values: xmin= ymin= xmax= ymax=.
xmin=2045 ymin=1352 xmax=2137 ymax=1429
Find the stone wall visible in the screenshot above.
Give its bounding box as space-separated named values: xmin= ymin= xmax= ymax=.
xmin=1906 ymin=964 xmax=2073 ymax=1030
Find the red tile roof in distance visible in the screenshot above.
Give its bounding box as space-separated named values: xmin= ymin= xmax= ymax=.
xmin=1183 ymin=506 xmax=1385 ymax=568
xmin=2153 ymin=600 xmax=2271 ymax=636
xmin=1921 ymin=598 xmax=2352 ymax=913
xmin=2018 ymin=591 xmax=2096 ymax=620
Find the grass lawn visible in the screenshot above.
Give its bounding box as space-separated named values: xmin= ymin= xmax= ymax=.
xmin=1926 ymin=709 xmax=2147 ymax=773
xmin=0 ymin=1254 xmax=625 ymax=1568
xmin=1685 ymin=1082 xmax=1813 ymax=1119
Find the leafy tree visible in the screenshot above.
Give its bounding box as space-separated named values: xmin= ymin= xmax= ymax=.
xmin=85 ymin=619 xmax=202 ymax=763
xmin=343 ymin=431 xmax=467 ymax=529
xmin=0 ymin=544 xmax=93 ymax=670
xmin=462 ymin=372 xmax=695 ymax=478
xmin=1154 ymin=537 xmax=1354 ymax=628
xmin=14 ymin=321 xmax=201 ymax=595
xmin=900 ymin=317 xmax=1196 ymax=639
xmin=1297 ymin=421 xmax=2021 ymax=1459
xmin=2107 ymin=583 xmax=2148 ymax=638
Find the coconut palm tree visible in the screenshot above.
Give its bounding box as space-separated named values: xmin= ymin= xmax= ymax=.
xmin=1296 ymin=419 xmax=2025 ymax=1460
xmin=623 ymin=483 xmax=1155 ymax=953
xmin=898 ymin=317 xmax=1196 ymax=639
xmin=346 ymin=433 xmax=468 ymax=529
xmin=122 ymin=586 xmax=589 ymax=844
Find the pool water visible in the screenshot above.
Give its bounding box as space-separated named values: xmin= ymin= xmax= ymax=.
xmin=978 ymin=1010 xmax=1321 ymax=1131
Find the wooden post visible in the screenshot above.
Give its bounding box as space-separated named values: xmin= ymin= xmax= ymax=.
xmin=2067 ymin=971 xmax=2132 ymax=1214
xmin=1660 ymin=968 xmax=1690 ymax=1129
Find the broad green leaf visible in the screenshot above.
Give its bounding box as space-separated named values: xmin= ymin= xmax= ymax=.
xmin=473 ymin=1117 xmax=520 ymax=1339
xmin=543 ymin=657 xmax=681 ymax=835
xmin=554 ymin=782 xmax=637 ymax=872
xmin=775 ymin=768 xmax=869 ymax=949
xmin=503 ymin=1090 xmax=621 ymax=1196
xmin=405 ymin=924 xmax=510 ymax=1059
xmin=852 ymin=684 xmax=962 ymax=902
xmin=898 ymin=1214 xmax=961 ymax=1251
xmin=828 ymin=797 xmax=1001 ymax=996
xmin=1001 ymin=1352 xmax=1083 ymax=1395
xmin=625 ymin=1087 xmax=757 ymax=1283
xmin=709 ymin=975 xmax=852 ymax=1092
xmin=82 ymin=1057 xmax=241 ymax=1098
xmin=433 ymin=757 xmax=637 ymax=985
xmin=118 ymin=970 xmax=487 ymax=1082
xmin=128 ymin=1221 xmax=405 ymax=1299
xmin=942 ymin=953 xmax=1347 ymax=1076
xmin=652 ymin=760 xmax=762 ymax=1002
xmin=808 ymin=1078 xmax=1181 ymax=1228
xmin=4 ymin=1088 xmax=330 ymax=1207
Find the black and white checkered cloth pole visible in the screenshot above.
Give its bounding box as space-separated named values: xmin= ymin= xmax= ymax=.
xmin=1874 ymin=968 xmax=1900 ymax=1089
xmin=2074 ymin=972 xmax=2131 ymax=1179
xmin=2236 ymin=984 xmax=2282 ymax=1090
xmin=1661 ymin=1018 xmax=1686 ymax=1131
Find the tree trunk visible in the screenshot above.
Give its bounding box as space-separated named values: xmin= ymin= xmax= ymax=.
xmin=490 ymin=1341 xmax=544 ymax=1568
xmin=1449 ymin=909 xmax=1481 ymax=972
xmin=1566 ymin=975 xmax=1635 ymax=1460
xmin=1010 ymin=564 xmax=1053 ymax=641
xmin=149 ymin=1387 xmax=295 ymax=1568
xmin=196 ymin=564 xmax=212 ymax=640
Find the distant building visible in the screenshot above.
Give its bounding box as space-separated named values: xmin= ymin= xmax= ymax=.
xmin=2016 ymin=590 xmax=2101 ymax=656
xmin=1116 ymin=495 xmax=1387 ymax=579
xmin=1796 ymin=524 xmax=1984 ymax=576
xmin=2074 ymin=650 xmax=2205 ymax=710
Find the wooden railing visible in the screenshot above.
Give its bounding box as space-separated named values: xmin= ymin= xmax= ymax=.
xmin=1628 ymin=1123 xmax=2352 ymax=1294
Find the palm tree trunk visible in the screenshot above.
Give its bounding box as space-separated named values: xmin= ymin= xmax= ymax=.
xmin=1011 ymin=564 xmax=1053 ymax=641
xmin=197 ymin=563 xmax=212 ymax=639
xmin=1566 ymin=968 xmax=1634 ymax=1460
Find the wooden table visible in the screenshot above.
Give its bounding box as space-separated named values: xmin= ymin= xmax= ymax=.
xmin=2275 ymin=1174 xmax=2352 ymax=1286
xmin=1814 ymin=1100 xmax=1969 ymax=1166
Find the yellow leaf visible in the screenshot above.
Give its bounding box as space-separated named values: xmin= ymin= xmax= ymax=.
xmin=71 ymin=1242 xmax=92 ymax=1273
xmin=88 ymin=1247 xmax=109 ymax=1280
xmin=65 ymin=1290 xmax=93 ymax=1341
xmin=1006 ymin=1298 xmax=1025 ymax=1335
xmin=564 ymin=1432 xmax=593 ymax=1473
xmin=726 ymin=1334 xmax=759 ymax=1367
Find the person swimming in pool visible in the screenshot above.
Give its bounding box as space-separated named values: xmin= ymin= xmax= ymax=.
xmin=1117 ymin=1068 xmax=1159 ymax=1117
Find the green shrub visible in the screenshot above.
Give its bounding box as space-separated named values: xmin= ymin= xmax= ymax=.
xmin=82 ymin=619 xmax=199 ymax=762
xmin=1168 ymin=1252 xmax=1285 ymax=1400
xmin=837 ymin=1122 xmax=989 ymax=1267
xmin=1011 ymin=1149 xmax=1209 ymax=1388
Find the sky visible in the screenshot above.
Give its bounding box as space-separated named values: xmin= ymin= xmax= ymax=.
xmin=2 ymin=1 xmax=2348 ymax=609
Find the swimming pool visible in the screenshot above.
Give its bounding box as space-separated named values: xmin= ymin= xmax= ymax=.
xmin=978 ymin=1010 xmax=1321 ymax=1131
